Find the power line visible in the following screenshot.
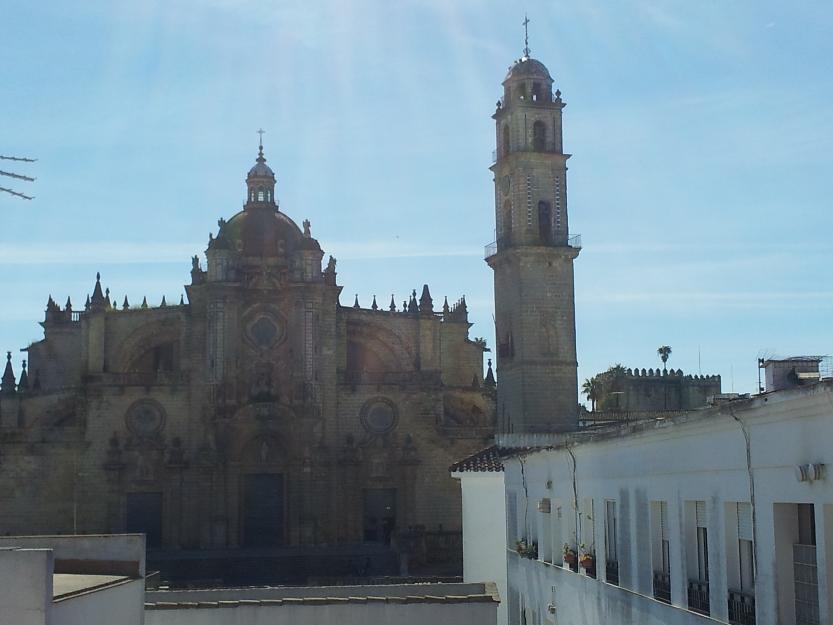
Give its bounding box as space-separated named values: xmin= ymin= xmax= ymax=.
xmin=0 ymin=154 xmax=36 ymax=199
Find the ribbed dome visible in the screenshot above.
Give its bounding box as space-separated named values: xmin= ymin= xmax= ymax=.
xmin=504 ymin=57 xmax=552 ymax=82
xmin=217 ymin=208 xmax=303 ymax=258
xmin=248 ymin=152 xmax=275 ymax=179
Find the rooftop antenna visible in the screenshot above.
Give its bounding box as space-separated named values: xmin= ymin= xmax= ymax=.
xmin=522 ymin=14 xmax=531 ymax=58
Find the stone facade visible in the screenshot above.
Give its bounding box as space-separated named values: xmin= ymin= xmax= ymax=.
xmin=487 ymin=55 xmax=580 ymax=433
xmin=0 ymin=144 xmax=496 ymax=573
xmin=593 ymin=367 xmax=721 ymax=412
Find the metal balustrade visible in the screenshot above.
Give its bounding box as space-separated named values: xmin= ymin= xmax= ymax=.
xmin=484 ymin=234 xmax=581 ymax=259
xmin=653 ymin=571 xmax=671 ymax=604
xmin=728 ymin=589 xmax=756 ymax=625
xmin=688 ymin=580 xmax=710 ymax=616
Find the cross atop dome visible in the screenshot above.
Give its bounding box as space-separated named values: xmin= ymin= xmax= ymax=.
xmin=522 ymin=14 xmax=531 ymax=58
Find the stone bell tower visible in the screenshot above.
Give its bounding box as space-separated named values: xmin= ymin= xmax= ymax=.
xmin=487 ymin=37 xmax=580 ymax=433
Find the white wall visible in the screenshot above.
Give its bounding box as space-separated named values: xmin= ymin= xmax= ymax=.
xmin=453 ymin=470 xmax=508 ymax=625
xmin=0 ymin=534 xmax=146 ymax=577
xmin=146 ymin=601 xmax=495 ymax=625
xmin=53 ymin=579 xmax=145 ymax=625
xmin=0 ymin=548 xmax=52 ymax=625
xmin=490 ymin=383 xmax=833 ymax=625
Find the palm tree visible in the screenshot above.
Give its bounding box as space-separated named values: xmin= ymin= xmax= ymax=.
xmin=582 ymin=377 xmax=600 ymax=412
xmin=657 ymin=346 xmax=672 ymax=372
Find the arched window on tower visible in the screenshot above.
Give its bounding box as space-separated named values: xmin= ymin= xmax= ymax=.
xmin=502 ymin=125 xmax=510 ymax=158
xmin=502 ymin=200 xmax=513 ymax=245
xmin=257 ymin=188 xmax=265 ymax=202
xmin=538 ymin=201 xmax=552 ymax=244
xmin=533 ymin=121 xmax=546 ymax=152
xmin=532 ymin=82 xmax=542 ymax=102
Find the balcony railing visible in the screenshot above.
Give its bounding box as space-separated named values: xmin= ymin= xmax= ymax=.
xmin=688 ymin=580 xmax=710 ymax=616
xmin=728 ymin=589 xmax=756 ymax=625
xmin=653 ymin=571 xmax=671 ymax=604
xmin=605 ymin=560 xmax=619 ymax=586
xmin=484 ymin=233 xmax=582 ymax=259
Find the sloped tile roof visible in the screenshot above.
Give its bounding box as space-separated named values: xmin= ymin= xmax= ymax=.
xmin=449 ymin=445 xmax=508 ymax=473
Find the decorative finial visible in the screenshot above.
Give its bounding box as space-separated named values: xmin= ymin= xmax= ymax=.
xmin=141 ymin=296 xmax=148 ymax=309
xmin=353 ymin=294 xmax=360 ymax=308
xmin=180 ymin=294 xmax=185 ymax=306
xmin=371 ymin=295 xmax=378 ymax=311
xmin=522 ymin=14 xmax=531 ymax=58
xmin=389 ymin=294 xmax=396 ymax=312
xmin=160 ymin=295 xmax=167 ymax=308
xmin=257 ymin=128 xmax=265 ymax=156
xmin=122 ymin=296 xmax=129 ymax=310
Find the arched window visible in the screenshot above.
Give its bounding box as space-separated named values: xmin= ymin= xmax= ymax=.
xmin=257 ymin=189 xmax=265 ymax=202
xmin=502 ymin=125 xmax=510 ymax=157
xmin=533 ymin=121 xmax=546 ymax=151
xmin=538 ymin=201 xmax=552 ymax=244
xmin=532 ymin=82 xmax=542 ymax=102
xmin=502 ymin=200 xmax=513 ymax=244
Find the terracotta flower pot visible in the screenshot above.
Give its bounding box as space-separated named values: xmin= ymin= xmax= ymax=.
xmin=580 ymin=555 xmax=595 ymax=569
xmin=564 ymin=552 xmax=577 ymax=566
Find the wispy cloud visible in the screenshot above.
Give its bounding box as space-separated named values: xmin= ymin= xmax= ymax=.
xmin=0 ymin=239 xmax=483 ymax=265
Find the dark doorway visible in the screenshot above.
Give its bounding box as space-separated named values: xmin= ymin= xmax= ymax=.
xmin=363 ymin=488 xmax=397 ymax=545
xmin=243 ymin=473 xmax=284 ymax=547
xmin=126 ymin=492 xmax=163 ymax=548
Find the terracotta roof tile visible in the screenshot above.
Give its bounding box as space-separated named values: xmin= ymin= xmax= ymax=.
xmin=449 ymin=445 xmax=510 ymax=473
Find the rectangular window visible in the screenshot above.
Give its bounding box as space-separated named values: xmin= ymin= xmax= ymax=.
xmin=688 ymin=500 xmax=710 ymax=615
xmin=552 ymin=504 xmax=564 ymax=566
xmin=507 ymin=491 xmax=518 ymax=543
xmin=539 ymin=499 xmax=553 ymax=563
xmin=652 ymin=501 xmax=671 ymax=603
xmin=605 ymin=500 xmax=619 ymax=585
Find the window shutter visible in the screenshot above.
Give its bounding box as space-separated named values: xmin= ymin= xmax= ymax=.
xmin=659 ymin=501 xmax=669 ymax=541
xmin=737 ymin=503 xmax=753 ymax=541
xmin=695 ymin=501 xmax=707 ymax=528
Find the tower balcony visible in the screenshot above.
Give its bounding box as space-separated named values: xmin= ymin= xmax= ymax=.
xmin=491 ymin=144 xmax=566 ymax=165
xmin=484 ymin=234 xmax=581 ymax=259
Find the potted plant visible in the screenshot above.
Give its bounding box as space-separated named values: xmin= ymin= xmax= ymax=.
xmin=579 ymin=543 xmax=595 ymax=570
xmin=562 ymin=543 xmax=577 ymax=566
xmin=515 ymin=538 xmax=538 ymax=559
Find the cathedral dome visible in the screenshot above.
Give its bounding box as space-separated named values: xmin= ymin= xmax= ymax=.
xmin=219 ymin=208 xmax=304 ymax=258
xmin=504 ymin=57 xmax=552 ymax=82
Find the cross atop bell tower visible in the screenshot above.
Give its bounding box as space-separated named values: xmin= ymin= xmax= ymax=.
xmin=487 ymin=48 xmax=581 ymax=434
xmin=245 ymin=130 xmax=277 ymax=209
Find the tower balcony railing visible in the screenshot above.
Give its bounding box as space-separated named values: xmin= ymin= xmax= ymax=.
xmin=484 ymin=233 xmax=581 ymax=259
xmin=491 ymin=144 xmax=565 ymax=165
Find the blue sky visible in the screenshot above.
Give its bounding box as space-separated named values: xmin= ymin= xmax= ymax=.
xmin=2 ymin=1 xmax=832 ymax=398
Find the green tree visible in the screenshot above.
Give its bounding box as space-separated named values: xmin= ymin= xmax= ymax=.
xmin=582 ymin=377 xmax=600 ymax=411
xmin=657 ymin=345 xmax=672 ymax=372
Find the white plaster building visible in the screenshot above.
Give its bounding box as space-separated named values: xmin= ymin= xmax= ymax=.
xmin=0 ymin=534 xmax=146 ymax=625
xmin=456 ymin=380 xmax=833 ymax=625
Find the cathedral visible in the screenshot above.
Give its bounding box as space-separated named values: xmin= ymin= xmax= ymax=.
xmin=0 ymin=139 xmax=497 ymax=578
xmin=0 ymin=44 xmax=581 ymax=582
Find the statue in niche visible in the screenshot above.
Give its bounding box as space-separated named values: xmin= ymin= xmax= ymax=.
xmin=167 ymin=437 xmax=186 ymax=466
xmin=250 ymin=361 xmax=274 ymax=401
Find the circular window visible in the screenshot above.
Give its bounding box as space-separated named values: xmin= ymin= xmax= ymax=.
xmin=125 ymin=399 xmax=166 ymax=437
xmin=243 ymin=310 xmax=286 ymax=350
xmin=360 ymin=398 xmax=398 ymax=434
